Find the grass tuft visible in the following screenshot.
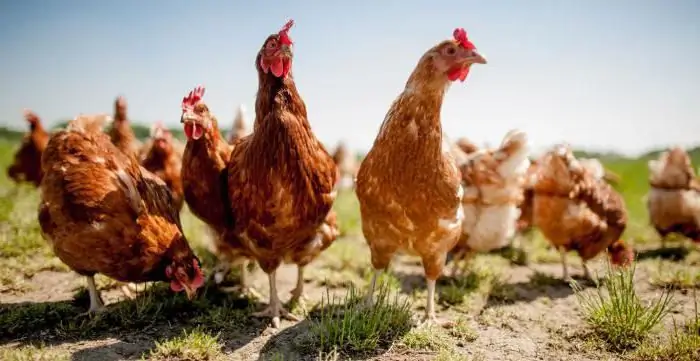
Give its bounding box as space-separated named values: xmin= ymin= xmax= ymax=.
xmin=573 ymin=262 xmax=675 ymax=351
xmin=310 ymin=282 xmax=412 ymax=355
xmin=400 ymin=326 xmax=451 ymax=351
xmin=448 ymin=318 xmax=479 ymax=343
xmin=0 ymin=344 xmax=69 ymax=361
xmin=145 ymin=327 xmax=222 ymax=361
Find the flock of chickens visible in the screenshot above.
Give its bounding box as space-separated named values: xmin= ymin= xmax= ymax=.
xmin=6 ymin=21 xmax=700 ymax=329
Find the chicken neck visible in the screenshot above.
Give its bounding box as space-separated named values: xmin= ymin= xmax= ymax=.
xmin=250 ymin=74 xmax=326 ymax=178
xmin=371 ymin=69 xmax=451 ymax=181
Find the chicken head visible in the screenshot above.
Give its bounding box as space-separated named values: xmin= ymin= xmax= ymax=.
xmin=180 ymin=86 xmax=214 ymax=141
xmin=258 ymin=20 xmax=294 ymax=79
xmin=165 ymin=258 xmax=205 ymax=300
xmin=429 ymin=28 xmax=487 ymax=84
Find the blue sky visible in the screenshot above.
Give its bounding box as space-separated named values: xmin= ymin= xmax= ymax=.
xmin=1 ymin=1 xmax=699 ymax=155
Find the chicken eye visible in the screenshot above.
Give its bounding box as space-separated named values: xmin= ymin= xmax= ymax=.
xmin=267 ymin=40 xmax=278 ymax=49
xmin=444 ymin=46 xmax=457 ymax=56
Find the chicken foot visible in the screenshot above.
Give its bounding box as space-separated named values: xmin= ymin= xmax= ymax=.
xmin=253 ymin=270 xmax=299 ymax=328
xmin=84 ymin=275 xmax=106 ymax=315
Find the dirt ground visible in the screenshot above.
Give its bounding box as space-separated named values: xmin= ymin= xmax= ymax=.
xmin=1 ymin=232 xmax=698 ymax=361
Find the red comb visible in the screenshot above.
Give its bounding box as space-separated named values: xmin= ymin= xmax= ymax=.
xmin=181 ymin=86 xmax=205 ymax=113
xmin=278 ymin=19 xmax=294 ymax=46
xmin=453 ymin=28 xmax=476 ymax=50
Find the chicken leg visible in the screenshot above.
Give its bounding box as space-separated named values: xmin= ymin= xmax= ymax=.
xmin=581 ymin=260 xmax=593 ymax=280
xmin=85 ymin=275 xmax=105 ymax=314
xmin=252 ymin=270 xmax=299 ymax=328
xmin=420 ymin=278 xmax=438 ymax=327
xmin=559 ymin=246 xmax=571 ymax=281
xmin=289 ymin=265 xmax=306 ymax=305
xmin=364 ymin=269 xmax=383 ymax=307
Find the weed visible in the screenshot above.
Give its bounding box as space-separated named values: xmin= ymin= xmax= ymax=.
xmin=310 ymin=283 xmax=412 ymax=355
xmin=0 ymin=344 xmax=69 ymax=361
xmin=449 ymin=318 xmax=478 ymax=343
xmin=573 ymin=262 xmax=675 ymax=351
xmin=400 ymin=326 xmax=451 ymax=351
xmin=145 ymin=327 xmax=222 ymax=361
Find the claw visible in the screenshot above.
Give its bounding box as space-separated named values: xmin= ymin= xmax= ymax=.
xmin=120 ymin=284 xmax=137 ymax=300
xmin=252 ymin=304 xmax=300 ymax=328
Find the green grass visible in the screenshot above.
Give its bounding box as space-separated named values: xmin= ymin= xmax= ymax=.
xmin=573 ymin=263 xmax=675 ymax=351
xmin=310 ymin=283 xmax=413 ymax=355
xmin=400 ymin=326 xmax=451 ymax=351
xmin=145 ymin=327 xmax=223 ymax=361
xmin=0 ymin=344 xmax=69 ymax=361
xmin=633 ymin=292 xmax=700 ymax=361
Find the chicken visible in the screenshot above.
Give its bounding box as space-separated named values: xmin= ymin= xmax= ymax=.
xmin=331 ymin=141 xmax=358 ymax=190
xmin=647 ymin=147 xmax=700 ymax=246
xmin=225 ymin=20 xmax=338 ymax=327
xmin=449 ymin=130 xmax=530 ymax=276
xmin=140 ymin=121 xmax=184 ymax=211
xmin=109 ymin=96 xmax=142 ymax=159
xmin=228 ymin=104 xmax=250 ymax=144
xmin=531 ymin=144 xmax=633 ymax=280
xmin=178 ymin=87 xmax=257 ymax=294
xmin=38 ymin=113 xmax=203 ymax=313
xmin=355 ymin=27 xmax=487 ymax=324
xmin=7 ymin=109 xmax=50 ymax=187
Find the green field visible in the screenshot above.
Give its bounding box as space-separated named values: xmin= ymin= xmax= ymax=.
xmin=0 ymin=136 xmax=698 ymax=361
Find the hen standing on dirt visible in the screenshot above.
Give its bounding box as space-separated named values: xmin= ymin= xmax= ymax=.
xmin=179 ymin=87 xmax=258 ymax=296
xmin=38 ymin=114 xmax=204 ymax=313
xmin=227 ymin=20 xmax=338 ymax=328
xmin=355 ymin=28 xmax=487 ymax=325
xmin=531 ymin=145 xmax=633 ymax=280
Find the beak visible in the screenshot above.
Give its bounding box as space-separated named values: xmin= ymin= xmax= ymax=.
xmin=183 ymin=285 xmax=197 ymax=300
xmin=468 ymin=50 xmax=487 ymax=65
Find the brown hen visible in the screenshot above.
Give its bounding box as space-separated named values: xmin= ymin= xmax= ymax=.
xmin=355 ymin=27 xmax=487 ymax=324
xmin=140 ymin=121 xmax=184 ymax=211
xmin=226 ymin=20 xmax=338 ymax=327
xmin=38 ymin=114 xmax=203 ymax=313
xmin=7 ymin=109 xmax=49 ymax=187
xmin=647 ymin=147 xmax=700 ymax=246
xmin=179 ymin=87 xmax=257 ymax=296
xmin=531 ymin=145 xmax=633 ymax=280
xmin=109 ymin=96 xmax=142 ymax=159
